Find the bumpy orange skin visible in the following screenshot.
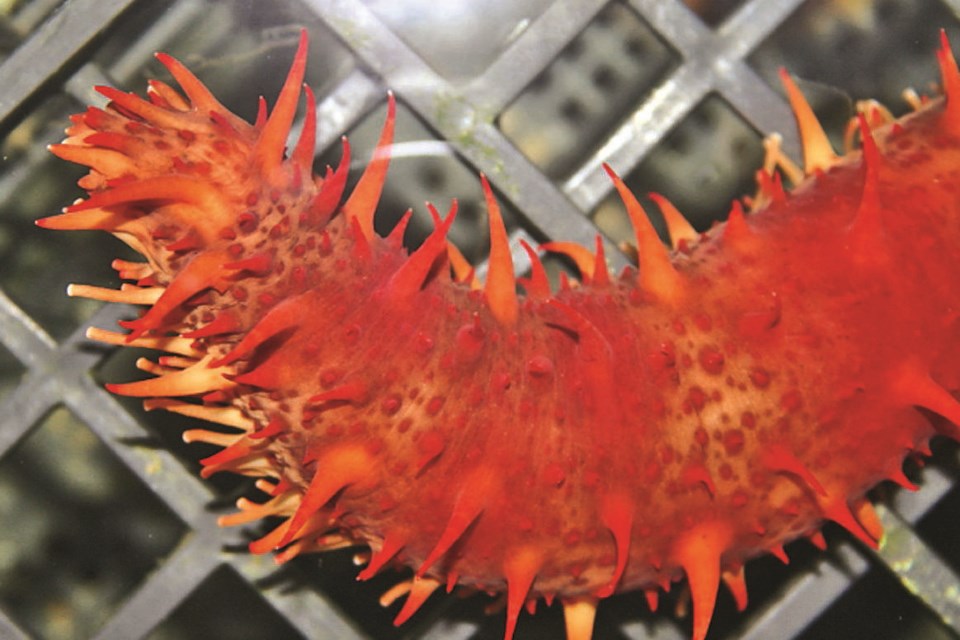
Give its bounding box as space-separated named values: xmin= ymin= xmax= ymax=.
xmin=41 ymin=31 xmax=960 ymax=640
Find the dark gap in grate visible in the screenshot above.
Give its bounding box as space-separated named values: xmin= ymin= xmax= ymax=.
xmin=91 ymin=342 xmax=252 ymax=497
xmin=0 ymin=406 xmax=185 ymax=640
xmin=0 ymin=111 xmax=140 ymax=341
xmin=471 ymin=594 xmax=567 ymax=640
xmin=499 ymin=1 xmax=678 ymax=180
xmin=0 ymin=0 xmax=155 ymax=139
xmin=587 ymin=589 xmax=660 ymax=639
xmin=361 ymin=0 xmax=554 ymax=83
xmin=588 ymin=539 xmax=826 ymax=640
xmin=681 ymin=0 xmax=749 ymax=28
xmin=275 ymin=549 xmax=422 ymax=640
xmin=316 ymin=98 xmax=521 ymax=265
xmin=82 ymin=0 xmax=179 ymax=81
xmin=796 ymin=565 xmax=956 ymax=640
xmin=0 ymin=0 xmax=65 ymax=53
xmin=749 ymin=0 xmax=960 ymax=132
xmin=148 ymin=563 xmax=305 ymax=640
xmin=591 ymin=93 xmax=764 ymax=246
xmin=716 ymin=541 xmax=828 ymax=639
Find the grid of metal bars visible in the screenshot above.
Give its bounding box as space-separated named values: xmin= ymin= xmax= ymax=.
xmin=1 ymin=0 xmax=960 ymax=638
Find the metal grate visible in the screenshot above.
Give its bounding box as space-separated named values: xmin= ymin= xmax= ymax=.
xmin=1 ymin=0 xmax=960 ymax=638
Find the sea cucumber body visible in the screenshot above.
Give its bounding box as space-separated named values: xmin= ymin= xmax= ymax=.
xmin=42 ymin=32 xmax=960 ymax=640
xmin=295 ymin=103 xmax=960 ymax=593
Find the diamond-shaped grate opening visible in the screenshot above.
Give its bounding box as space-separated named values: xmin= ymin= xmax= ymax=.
xmin=0 ymin=407 xmax=185 ymax=640
xmin=500 ymin=1 xmax=678 ymax=179
xmin=275 ymin=549 xmax=420 ymax=640
xmin=1 ymin=1 xmax=960 ymax=639
xmin=90 ymin=340 xmax=256 ymax=498
xmin=147 ymin=564 xmax=306 ymax=640
xmin=797 ymin=567 xmax=955 ymax=640
xmin=0 ymin=0 xmax=66 ymax=51
xmin=0 ymin=120 xmax=136 ymax=341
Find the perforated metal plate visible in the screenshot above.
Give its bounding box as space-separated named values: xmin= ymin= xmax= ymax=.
xmin=1 ymin=1 xmax=960 ymax=639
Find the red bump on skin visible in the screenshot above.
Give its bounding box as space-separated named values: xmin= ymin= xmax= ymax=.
xmin=48 ymin=31 xmax=960 ymax=640
xmin=415 ymin=332 xmax=435 ymax=354
xmin=381 ymin=394 xmax=402 ymax=415
xmin=723 ymin=429 xmax=745 ymax=456
xmin=426 ymin=396 xmax=445 ymax=415
xmin=687 ymin=387 xmax=708 ymax=413
xmin=780 ymin=389 xmax=803 ymax=412
xmin=698 ymin=346 xmax=725 ymax=375
xmin=749 ymin=367 xmax=771 ymax=388
xmin=694 ymin=428 xmax=709 ymax=448
xmin=526 ymin=354 xmax=554 ymax=378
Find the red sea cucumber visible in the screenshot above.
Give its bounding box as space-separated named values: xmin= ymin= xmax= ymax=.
xmin=39 ymin=29 xmax=960 ymax=640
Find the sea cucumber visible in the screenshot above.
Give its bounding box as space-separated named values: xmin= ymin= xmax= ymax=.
xmin=39 ymin=29 xmax=960 ymax=640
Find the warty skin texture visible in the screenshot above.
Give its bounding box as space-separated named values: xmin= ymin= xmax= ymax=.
xmin=40 ymin=29 xmax=960 ymax=640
